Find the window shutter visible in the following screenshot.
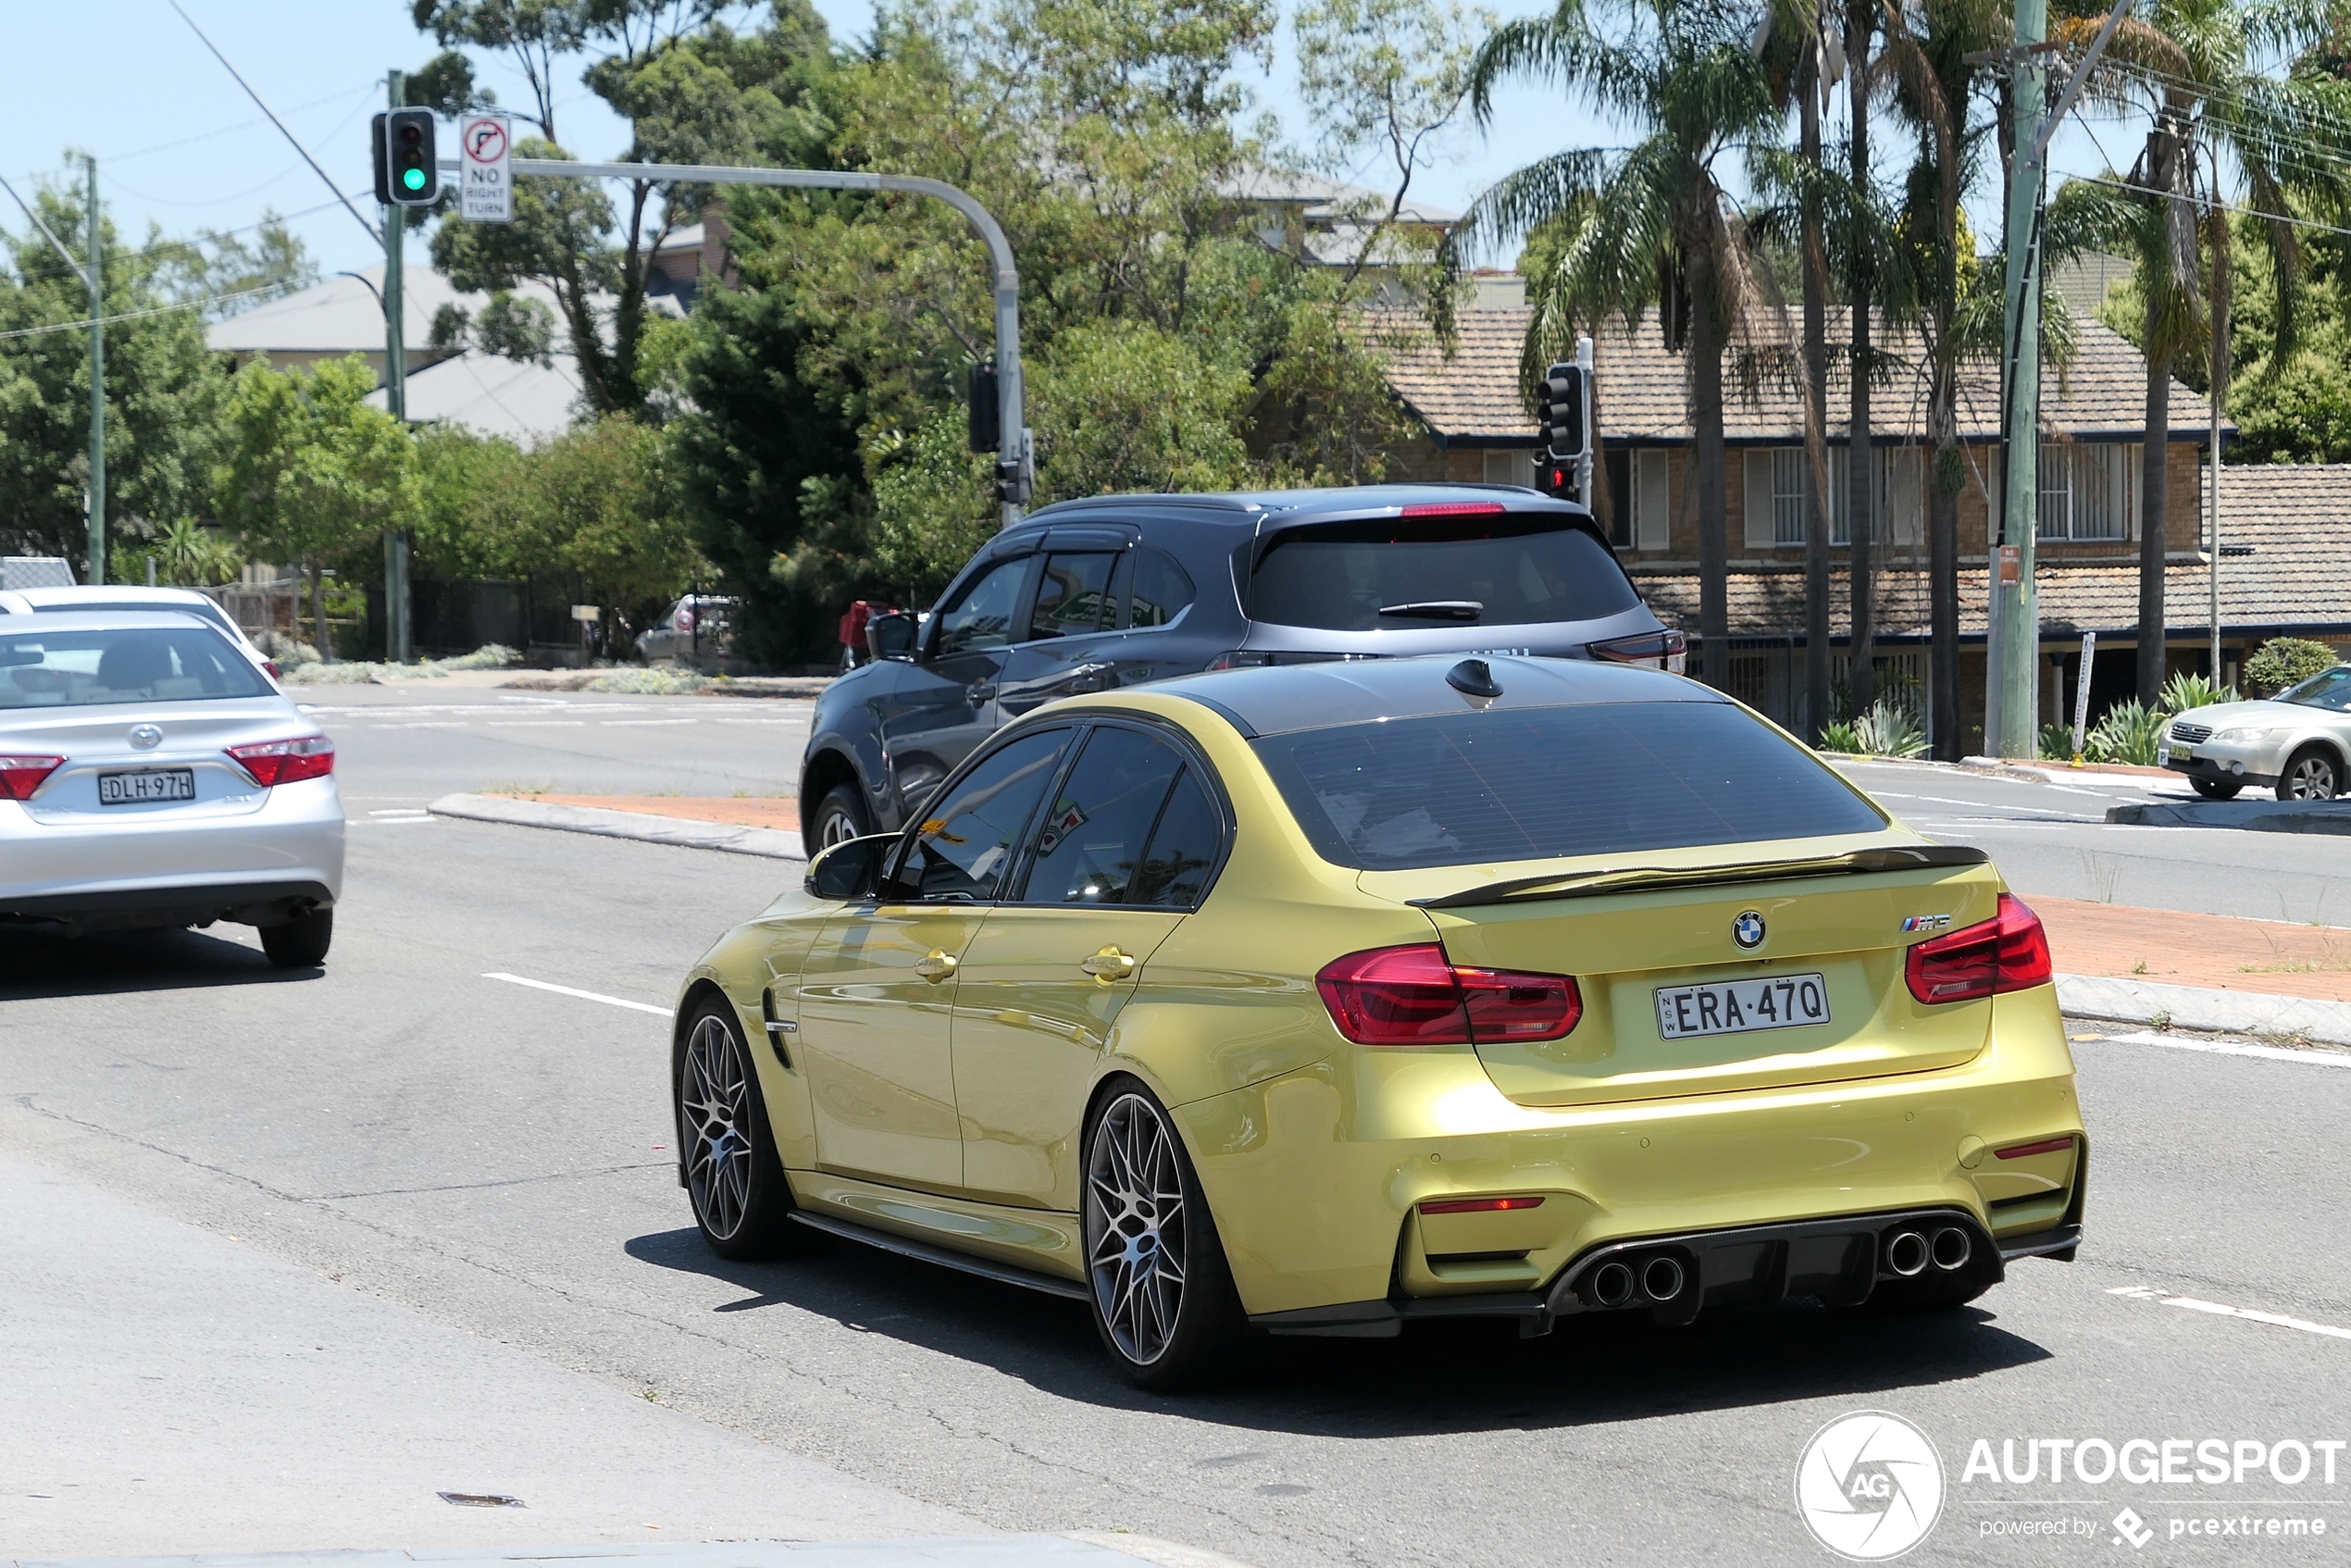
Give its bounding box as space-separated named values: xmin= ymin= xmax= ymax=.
xmin=1744 ymin=451 xmax=1777 ymax=550
xmin=1888 ymin=448 xmax=1923 ymax=546
xmin=1636 ymin=451 xmax=1671 ymax=550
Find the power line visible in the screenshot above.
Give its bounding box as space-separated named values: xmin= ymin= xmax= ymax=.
xmin=0 ymin=280 xmax=294 ymax=342
xmin=99 ymin=81 xmax=379 ymax=165
xmin=6 ymin=197 xmax=355 ymax=286
xmin=2054 ymin=168 xmax=2351 ymax=243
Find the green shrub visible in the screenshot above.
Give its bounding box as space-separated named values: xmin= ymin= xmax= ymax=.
xmin=1818 ymin=720 xmax=1861 ymax=753
xmin=1855 ymin=699 xmax=1928 ymax=758
xmin=2245 ymin=638 xmax=2339 ymax=697
xmin=2040 ymin=722 xmax=2079 ymax=761
xmin=2158 ymin=671 xmax=2238 ymax=715
xmin=2084 ymin=698 xmax=2167 ymax=765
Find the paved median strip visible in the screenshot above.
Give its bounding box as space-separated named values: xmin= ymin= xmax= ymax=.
xmin=483 ymin=971 xmax=671 ymax=1015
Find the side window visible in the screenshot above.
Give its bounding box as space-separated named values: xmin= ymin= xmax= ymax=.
xmin=1127 ymin=548 xmax=1195 ymax=629
xmin=1016 ymin=727 xmax=1186 ymax=904
xmin=887 ymin=728 xmax=1072 ymax=902
xmin=933 ymin=556 xmax=1032 ymax=657
xmin=1130 ymin=767 xmax=1223 ymax=908
xmin=1028 ymin=553 xmax=1118 ymax=641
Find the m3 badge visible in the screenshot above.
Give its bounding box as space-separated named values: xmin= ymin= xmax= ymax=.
xmin=1900 ymin=914 xmax=1953 ymax=934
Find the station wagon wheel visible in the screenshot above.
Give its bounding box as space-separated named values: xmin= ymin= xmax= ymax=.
xmin=1083 ymin=1081 xmax=1253 ymax=1390
xmin=2277 ymin=745 xmax=2341 ymax=803
xmin=677 ymin=1000 xmax=803 ymax=1260
xmin=2189 ymin=777 xmax=2242 ymax=801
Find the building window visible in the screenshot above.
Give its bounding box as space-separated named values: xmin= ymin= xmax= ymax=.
xmin=1770 ymin=450 xmax=1806 ymax=545
xmin=1748 ymin=446 xmax=1921 ymax=548
xmin=1601 ymin=450 xmax=1634 ymax=547
xmin=1483 ymin=449 xmax=1537 ymax=490
xmin=2037 ymin=442 xmax=2135 ymax=541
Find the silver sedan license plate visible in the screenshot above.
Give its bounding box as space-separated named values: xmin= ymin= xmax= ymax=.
xmin=97 ymin=768 xmax=196 ymax=805
xmin=1654 ymin=972 xmax=1829 ymax=1039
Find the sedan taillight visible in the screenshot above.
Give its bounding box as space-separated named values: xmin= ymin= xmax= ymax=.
xmin=1589 ymin=629 xmax=1688 ymax=675
xmin=1905 ymin=893 xmax=2052 ymax=1004
xmin=1316 ymin=943 xmax=1581 ymax=1046
xmin=0 ymin=754 xmax=65 ymax=802
xmin=227 ymin=733 xmax=336 ymax=787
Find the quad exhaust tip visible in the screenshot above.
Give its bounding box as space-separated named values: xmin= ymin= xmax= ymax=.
xmin=1931 ymin=1226 xmax=1972 ymax=1272
xmin=1642 ymin=1255 xmax=1686 ymax=1301
xmin=1885 ymin=1229 xmax=1931 ymax=1277
xmin=1589 ymin=1261 xmax=1636 ymax=1308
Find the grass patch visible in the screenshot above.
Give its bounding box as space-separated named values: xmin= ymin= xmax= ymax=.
xmin=483 ymin=778 xmax=556 ymax=797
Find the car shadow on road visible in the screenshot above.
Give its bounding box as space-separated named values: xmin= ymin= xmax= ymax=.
xmin=625 ymin=1224 xmax=2054 ymax=1437
xmin=0 ymin=926 xmax=310 ymax=999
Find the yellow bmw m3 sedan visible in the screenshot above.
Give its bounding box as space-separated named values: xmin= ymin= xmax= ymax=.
xmin=668 ymin=654 xmax=2085 ymax=1388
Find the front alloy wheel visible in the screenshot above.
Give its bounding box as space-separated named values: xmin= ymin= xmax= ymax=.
xmin=810 ymin=783 xmax=870 ymax=853
xmin=678 ymin=1003 xmax=800 ymax=1259
xmin=1083 ymin=1083 xmax=1252 ymax=1389
xmin=2278 ymin=746 xmax=2340 ymax=803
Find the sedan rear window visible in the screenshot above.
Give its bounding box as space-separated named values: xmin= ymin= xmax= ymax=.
xmin=0 ymin=627 xmax=274 ymax=709
xmin=1249 ymin=514 xmax=1638 ymax=630
xmin=1253 ymin=703 xmax=1885 ymax=869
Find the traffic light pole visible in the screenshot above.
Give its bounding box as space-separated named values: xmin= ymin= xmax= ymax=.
xmin=383 ymin=71 xmax=412 ymax=662
xmin=85 ymin=156 xmax=105 ymax=586
xmin=448 ymin=156 xmax=1031 ymax=528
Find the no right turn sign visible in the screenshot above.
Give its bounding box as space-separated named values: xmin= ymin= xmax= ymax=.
xmin=459 ymin=115 xmax=513 ymax=223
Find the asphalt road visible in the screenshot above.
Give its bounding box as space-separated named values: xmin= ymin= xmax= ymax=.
xmin=6 ymin=696 xmax=2350 ymax=1566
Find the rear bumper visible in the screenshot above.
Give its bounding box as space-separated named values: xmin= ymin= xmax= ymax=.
xmin=1179 ymin=986 xmax=2085 ymax=1319
xmin=0 ymin=878 xmax=333 ymax=931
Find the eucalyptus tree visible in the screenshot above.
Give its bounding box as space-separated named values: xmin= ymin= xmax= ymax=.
xmin=1450 ymin=0 xmax=1780 ymax=689
xmin=2059 ymin=0 xmax=2343 ymax=704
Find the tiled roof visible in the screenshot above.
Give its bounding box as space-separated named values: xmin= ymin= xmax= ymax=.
xmin=1635 ymin=463 xmax=2351 ymax=641
xmin=1375 ymin=306 xmax=2221 ymax=446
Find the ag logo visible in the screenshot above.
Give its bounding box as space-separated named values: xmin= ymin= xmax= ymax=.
xmin=1795 ymin=1411 xmax=1944 ymax=1561
xmin=1733 ymin=909 xmax=1766 ymax=949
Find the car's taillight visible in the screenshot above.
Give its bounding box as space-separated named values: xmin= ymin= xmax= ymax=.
xmin=262 ymin=659 xmax=281 ymax=681
xmin=1589 ymin=628 xmax=1688 ymax=675
xmin=227 ymin=734 xmax=335 ymax=787
xmin=677 ymin=607 xmax=696 ymax=631
xmin=1315 ymin=943 xmax=1581 ymax=1045
xmin=1905 ymin=893 xmax=2051 ymax=1004
xmin=0 ymin=754 xmax=65 ymax=802
xmin=1398 ymin=501 xmax=1507 ymax=518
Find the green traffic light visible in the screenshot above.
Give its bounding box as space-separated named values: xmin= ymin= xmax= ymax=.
xmin=402 ymin=168 xmax=427 ymax=192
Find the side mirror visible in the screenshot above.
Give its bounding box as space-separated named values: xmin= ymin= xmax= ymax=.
xmin=804 ymin=832 xmax=894 ymax=902
xmin=866 ymin=611 xmax=918 ymax=662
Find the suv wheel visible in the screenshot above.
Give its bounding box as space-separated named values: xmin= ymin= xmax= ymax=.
xmin=2277 ymin=746 xmax=2340 ymax=802
xmin=809 ymin=783 xmax=871 ymax=851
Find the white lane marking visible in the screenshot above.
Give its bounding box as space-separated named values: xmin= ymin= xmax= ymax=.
xmin=2086 ymin=1030 xmax=2351 ymax=1069
xmin=369 ymin=721 xmax=471 ymax=729
xmin=2108 ymin=1284 xmax=2351 ymax=1343
xmin=485 ymin=720 xmax=588 ymax=728
xmin=599 ymin=718 xmax=698 ymax=727
xmin=482 ymin=972 xmax=670 ymax=1016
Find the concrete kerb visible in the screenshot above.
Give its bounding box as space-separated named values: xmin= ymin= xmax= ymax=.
xmin=2104 ymin=797 xmax=2351 ymax=832
xmin=2058 ymin=973 xmax=2351 ymax=1049
xmin=429 ymin=793 xmax=804 ymax=861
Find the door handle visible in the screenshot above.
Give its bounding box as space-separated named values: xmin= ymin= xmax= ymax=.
xmin=914 ymin=950 xmax=959 ymax=982
xmin=1080 ymin=946 xmax=1137 ymax=982
xmin=967 ymin=683 xmax=997 ymax=704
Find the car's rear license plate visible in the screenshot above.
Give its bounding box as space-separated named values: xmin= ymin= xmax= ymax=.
xmin=1654 ymin=972 xmax=1829 ymax=1039
xmin=97 ymin=768 xmax=196 ymax=805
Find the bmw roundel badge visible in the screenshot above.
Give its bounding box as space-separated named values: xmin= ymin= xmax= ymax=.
xmin=1732 ymin=910 xmax=1766 ymax=950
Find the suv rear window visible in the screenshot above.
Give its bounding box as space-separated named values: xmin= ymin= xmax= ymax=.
xmin=1249 ymin=514 xmax=1638 ymax=630
xmin=1253 ymin=703 xmax=1885 ymax=869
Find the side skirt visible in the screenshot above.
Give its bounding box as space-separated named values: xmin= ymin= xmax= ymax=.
xmin=789 ymin=1210 xmax=1088 ymax=1301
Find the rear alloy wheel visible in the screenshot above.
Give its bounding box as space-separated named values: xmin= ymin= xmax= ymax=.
xmin=1083 ymin=1082 xmax=1253 ymax=1390
xmin=259 ymin=907 xmax=332 ymax=968
xmin=809 ymin=783 xmax=871 ymax=853
xmin=2277 ymin=746 xmax=2340 ymax=803
xmin=678 ymin=1002 xmax=803 ymax=1260
xmin=2190 ymin=777 xmax=2243 ymax=801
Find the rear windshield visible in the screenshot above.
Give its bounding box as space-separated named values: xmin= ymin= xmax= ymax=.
xmin=1249 ymin=515 xmax=1638 ymax=631
xmin=1253 ymin=703 xmax=1886 ymax=869
xmin=0 ymin=626 xmax=275 ymax=709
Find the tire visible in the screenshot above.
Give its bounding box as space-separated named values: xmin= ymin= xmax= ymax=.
xmin=676 ymin=1000 xmax=804 ymax=1260
xmin=2190 ymin=777 xmax=2243 ymax=801
xmin=1082 ymin=1080 xmax=1255 ymax=1391
xmin=2276 ymin=745 xmax=2341 ymax=802
xmin=259 ymin=907 xmax=332 ymax=968
xmin=808 ymin=782 xmax=872 ymax=853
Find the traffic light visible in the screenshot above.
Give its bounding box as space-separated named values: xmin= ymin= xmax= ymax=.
xmin=1541 ymin=361 xmax=1587 ymax=462
xmin=968 ymin=362 xmax=1001 ymax=454
xmin=372 ymin=110 xmax=440 ymax=206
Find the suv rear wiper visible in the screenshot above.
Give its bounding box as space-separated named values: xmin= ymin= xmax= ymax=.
xmin=1407 ymin=844 xmax=1990 ymax=909
xmin=1377 ymin=600 xmax=1483 ymax=620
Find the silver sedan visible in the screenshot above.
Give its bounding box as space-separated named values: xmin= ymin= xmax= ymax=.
xmin=2161 ymin=664 xmax=2351 ymax=802
xmin=0 ymin=612 xmax=344 ymax=965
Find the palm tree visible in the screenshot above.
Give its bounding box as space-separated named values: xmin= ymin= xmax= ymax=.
xmin=1449 ymin=0 xmax=1779 ymax=690
xmin=2059 ymin=0 xmax=2339 ymax=704
xmin=1884 ymin=0 xmax=2005 ymax=759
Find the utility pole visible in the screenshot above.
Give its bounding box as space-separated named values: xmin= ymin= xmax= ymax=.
xmin=382 ymin=70 xmax=412 ymax=663
xmin=1990 ymin=7 xmax=2047 ymax=757
xmin=85 ymin=156 xmax=105 ymax=586
xmin=1574 ymin=335 xmax=1594 ymax=510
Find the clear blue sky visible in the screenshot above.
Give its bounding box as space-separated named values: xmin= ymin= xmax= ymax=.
xmin=1 ymin=0 xmax=2126 ymax=287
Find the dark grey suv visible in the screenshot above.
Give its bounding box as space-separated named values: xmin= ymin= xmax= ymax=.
xmin=798 ymin=483 xmax=1683 ymax=848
